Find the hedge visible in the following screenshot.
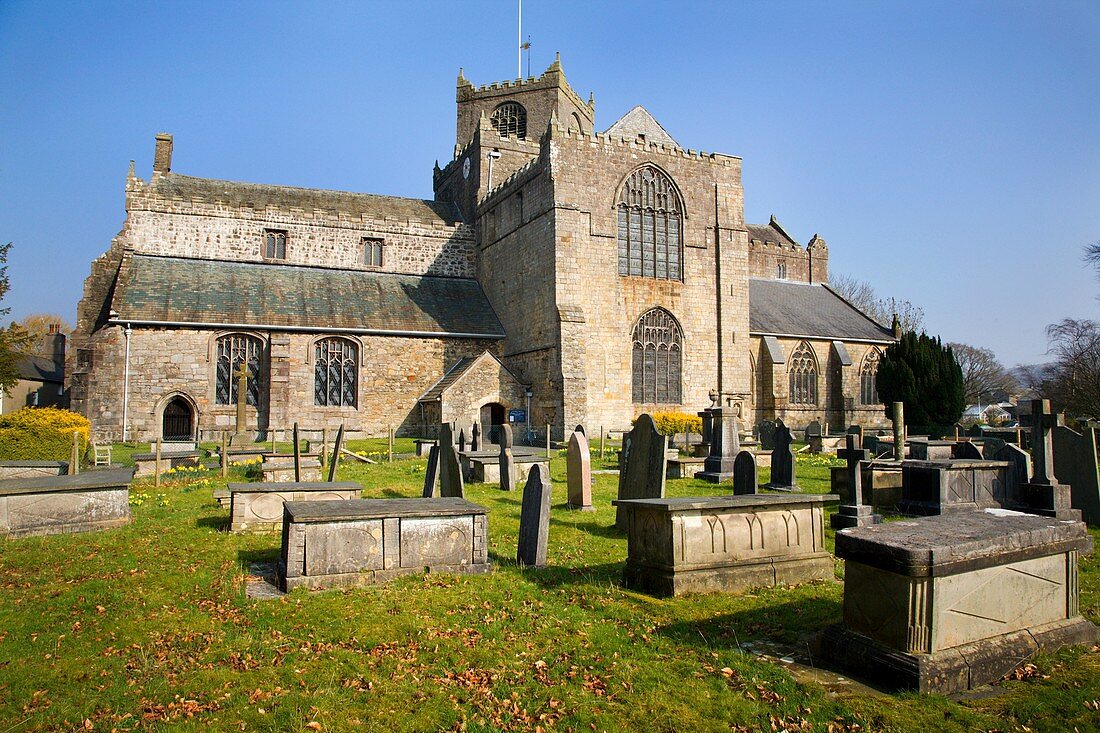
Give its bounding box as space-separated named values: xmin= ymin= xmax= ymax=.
xmin=0 ymin=407 xmax=90 ymax=462
xmin=637 ymin=411 xmax=703 ymax=437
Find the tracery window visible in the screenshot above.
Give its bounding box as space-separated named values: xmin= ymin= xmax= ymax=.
xmin=631 ymin=308 xmax=682 ymax=404
xmin=215 ymin=334 xmax=262 ymax=406
xmin=617 ymin=166 xmax=683 ymax=281
xmin=264 ymin=229 xmax=287 ymax=259
xmin=776 ymin=261 xmax=787 ymax=279
xmin=490 ymin=102 xmax=527 ymax=139
xmin=788 ymin=342 xmax=818 ymax=405
xmin=859 ymin=348 xmax=881 ymax=406
xmin=363 ymin=237 xmax=384 ymax=267
xmin=314 ymin=338 xmax=358 ymax=408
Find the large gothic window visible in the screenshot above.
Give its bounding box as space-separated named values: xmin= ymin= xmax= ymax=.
xmin=215 ymin=334 xmax=262 ymax=406
xmin=617 ymin=165 xmax=683 ymax=281
xmin=788 ymin=342 xmax=818 ymax=405
xmin=859 ymin=348 xmax=881 ymax=405
xmin=631 ymin=308 xmax=683 ymax=404
xmin=314 ymin=338 xmax=358 ymax=408
xmin=490 ymin=102 xmax=527 ymax=139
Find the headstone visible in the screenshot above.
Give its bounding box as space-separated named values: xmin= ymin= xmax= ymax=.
xmin=766 ymin=420 xmax=797 ymax=491
xmin=1053 ymin=424 xmax=1100 ymax=525
xmin=566 ymin=429 xmax=593 ymax=510
xmin=994 ymin=442 xmax=1031 ymax=496
xmin=831 ymin=433 xmax=881 ymax=528
xmin=953 ymin=441 xmax=983 ymax=460
xmin=732 ymin=450 xmax=757 ymax=495
xmin=458 ymin=429 xmax=467 ymax=452
xmin=438 ymin=423 xmax=465 ymax=499
xmin=616 ymin=414 xmax=668 ymax=530
xmin=498 ymin=423 xmax=516 ymax=492
xmin=1007 ymin=399 xmax=1077 ymax=520
xmin=847 ymin=424 xmax=864 ymax=444
xmin=757 ymin=419 xmax=777 ymax=451
xmin=804 ymin=420 xmax=823 ymax=442
xmin=422 ymin=445 xmax=441 ymax=497
xmin=470 ymin=422 xmax=480 ymax=452
xmin=517 ymin=464 xmax=553 ymax=567
xmin=574 ymin=424 xmax=585 ymax=436
xmin=694 ymin=407 xmax=740 ymax=483
xmin=891 ymin=402 xmax=905 ymax=460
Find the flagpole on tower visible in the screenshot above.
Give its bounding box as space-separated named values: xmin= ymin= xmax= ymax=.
xmin=517 ymin=0 xmax=523 ymax=78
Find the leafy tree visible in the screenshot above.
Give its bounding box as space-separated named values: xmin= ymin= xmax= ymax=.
xmin=876 ymin=331 xmax=965 ymax=434
xmin=16 ymin=313 xmax=72 ymax=356
xmin=0 ymin=243 xmax=31 ymax=395
xmin=948 ymin=342 xmax=1019 ymax=403
xmin=829 ymin=273 xmax=925 ymax=332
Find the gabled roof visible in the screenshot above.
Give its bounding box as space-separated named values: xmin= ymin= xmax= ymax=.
xmin=418 ymin=351 xmax=526 ymax=403
xmin=149 ymin=174 xmax=463 ymax=226
xmin=746 ymin=215 xmax=799 ymax=247
xmin=16 ymin=354 xmax=63 ymax=383
xmin=603 ymin=106 xmax=679 ymax=147
xmin=749 ymin=279 xmax=895 ymax=342
xmin=111 ymin=255 xmax=505 ymax=338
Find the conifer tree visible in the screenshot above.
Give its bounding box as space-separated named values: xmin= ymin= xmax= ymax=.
xmin=876 ymin=331 xmax=965 ymax=435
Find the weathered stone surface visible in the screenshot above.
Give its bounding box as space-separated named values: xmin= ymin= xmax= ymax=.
xmin=953 ymin=441 xmax=983 ymax=460
xmin=616 ymin=414 xmax=668 ymax=530
xmin=831 ymin=433 xmax=881 ymax=529
xmin=1053 ymin=424 xmax=1099 ymax=525
xmin=757 ymin=420 xmax=776 ymax=451
xmin=821 ymin=509 xmax=1097 ymax=692
xmin=414 ymin=439 xmax=434 ymax=457
xmin=695 ymin=407 xmax=740 ymax=483
xmin=899 ymin=460 xmax=1010 ymax=516
xmin=498 ymin=423 xmax=516 ymax=492
xmin=830 ymin=463 xmax=903 ymax=512
xmin=613 ymin=493 xmax=837 ymax=597
xmin=732 ymin=450 xmax=757 ymax=495
xmin=766 ymin=420 xmax=797 ymax=490
xmin=278 ymin=497 xmax=490 ymax=591
xmin=132 ymin=450 xmax=201 ymax=477
xmin=261 ymin=461 xmax=322 ymax=483
xmin=422 ymin=445 xmax=440 ymax=498
xmin=517 ymin=464 xmax=552 ymax=567
xmin=0 ymin=461 xmax=68 ymax=480
xmin=469 ymin=456 xmax=547 ymax=484
xmin=908 ymin=439 xmax=955 ymax=461
xmin=994 ymin=443 xmax=1031 ymax=496
xmin=566 ymin=430 xmax=593 ymax=510
xmin=0 ymin=468 xmax=133 ymax=538
xmin=229 ymin=481 xmax=360 ymax=533
xmin=438 ymin=423 xmax=465 ymax=498
xmin=666 ymin=456 xmax=705 ymax=479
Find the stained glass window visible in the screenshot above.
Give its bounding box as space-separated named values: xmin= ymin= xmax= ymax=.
xmin=788 ymin=342 xmax=818 ymax=405
xmin=631 ymin=309 xmax=683 ymax=404
xmin=314 ymin=338 xmax=358 ymax=407
xmin=215 ymin=334 xmax=262 ymax=406
xmin=617 ymin=166 xmax=682 ymax=281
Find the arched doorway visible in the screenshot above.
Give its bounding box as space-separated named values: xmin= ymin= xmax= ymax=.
xmin=162 ymin=396 xmax=195 ymax=441
xmin=480 ymin=402 xmax=506 ymax=445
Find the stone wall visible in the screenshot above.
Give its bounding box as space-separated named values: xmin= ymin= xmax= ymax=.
xmin=438 ymin=354 xmax=528 ymax=435
xmin=748 ymin=236 xmax=828 ymax=284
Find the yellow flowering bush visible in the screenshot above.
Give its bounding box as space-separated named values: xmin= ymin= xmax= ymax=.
xmin=643 ymin=411 xmax=703 ymax=436
xmin=0 ymin=407 xmax=91 ymax=461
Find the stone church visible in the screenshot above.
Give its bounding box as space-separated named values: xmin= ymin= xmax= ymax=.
xmin=69 ymin=56 xmax=896 ymax=443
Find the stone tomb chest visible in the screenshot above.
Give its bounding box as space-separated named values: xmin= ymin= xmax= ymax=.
xmin=0 ymin=467 xmax=134 ymax=538
xmin=278 ymin=497 xmax=489 ymax=591
xmin=899 ymin=459 xmax=1009 ymax=516
xmin=820 ymin=509 xmax=1097 ymax=693
xmin=228 ymin=481 xmax=360 ymax=533
xmin=0 ymin=461 xmax=68 ymax=480
xmin=612 ymin=494 xmax=837 ymax=597
xmin=132 ymin=450 xmax=202 ymax=477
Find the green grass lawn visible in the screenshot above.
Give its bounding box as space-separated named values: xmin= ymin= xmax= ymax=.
xmin=1 ymin=452 xmax=1098 ymax=732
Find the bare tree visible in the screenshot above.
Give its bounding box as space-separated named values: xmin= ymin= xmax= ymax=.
xmin=1043 ymin=318 xmax=1100 ymax=420
xmin=948 ymin=343 xmax=1019 ymax=403
xmin=1087 ymin=241 xmax=1100 ymax=300
xmin=829 ymin=273 xmax=925 ymax=332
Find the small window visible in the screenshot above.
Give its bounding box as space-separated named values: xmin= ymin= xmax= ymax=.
xmin=776 ymin=261 xmax=787 ymax=279
xmin=264 ymin=229 xmax=287 ymax=259
xmin=490 ymin=102 xmax=527 ymax=139
xmin=516 ymin=192 xmax=524 ymax=224
xmin=363 ymin=238 xmax=384 ymax=267
xmin=77 ymin=349 xmax=94 ymax=369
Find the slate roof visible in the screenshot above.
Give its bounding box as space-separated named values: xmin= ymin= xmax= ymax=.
xmin=111 ymin=255 xmax=506 ymax=338
xmin=418 ymin=356 xmax=478 ymax=402
xmin=749 ymin=279 xmax=895 ymax=342
xmin=746 ymin=219 xmax=798 ymax=247
xmin=151 ymin=174 xmax=463 ymax=225
xmin=603 ymin=106 xmax=680 ymax=147
xmin=16 ymin=355 xmax=63 ymax=383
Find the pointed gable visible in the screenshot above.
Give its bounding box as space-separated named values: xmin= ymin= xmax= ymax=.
xmin=603 ymin=105 xmax=679 ymax=147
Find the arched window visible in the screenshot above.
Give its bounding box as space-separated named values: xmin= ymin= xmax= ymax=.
xmin=788 ymin=342 xmax=818 ymax=405
xmin=860 ymin=348 xmax=881 ymax=405
xmin=314 ymin=338 xmax=358 ymax=407
xmin=749 ymin=353 xmax=757 ymax=406
xmin=215 ymin=334 xmax=262 ymax=406
xmin=617 ymin=166 xmax=683 ymax=281
xmin=490 ymin=102 xmax=527 ymax=139
xmin=570 ymin=112 xmax=584 ymax=133
xmin=631 ymin=308 xmax=682 ymax=404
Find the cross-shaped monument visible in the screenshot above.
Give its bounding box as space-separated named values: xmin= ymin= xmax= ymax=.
xmin=234 ymin=361 xmax=250 ymax=437
xmin=1006 ymin=399 xmax=1079 ymax=520
xmin=831 ymin=433 xmax=882 ymax=529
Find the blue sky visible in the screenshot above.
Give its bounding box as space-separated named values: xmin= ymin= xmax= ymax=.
xmin=1 ymin=0 xmax=1097 ymax=367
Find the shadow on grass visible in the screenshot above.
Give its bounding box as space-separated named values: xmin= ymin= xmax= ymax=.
xmin=548 ymin=517 xmax=623 ymax=539
xmin=197 ymin=515 xmax=230 ymax=532
xmin=656 ymin=596 xmax=843 ymax=649
xmin=238 ymin=547 xmax=280 ymax=566
xmin=487 ymin=548 xmax=624 ymax=588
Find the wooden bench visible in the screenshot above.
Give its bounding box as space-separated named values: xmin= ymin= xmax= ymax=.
xmin=278 ymin=497 xmax=490 ymax=591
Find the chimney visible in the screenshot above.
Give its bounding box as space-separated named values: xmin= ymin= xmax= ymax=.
xmin=153 ymin=133 xmax=173 ymax=174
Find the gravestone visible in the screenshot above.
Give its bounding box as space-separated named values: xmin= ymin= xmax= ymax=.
xmin=470 ymin=422 xmax=480 ymax=451
xmin=498 ymin=423 xmax=516 ymax=492
xmin=1007 ymin=399 xmax=1077 ymax=520
xmin=766 ymin=419 xmax=797 ymax=491
xmin=694 ymin=407 xmax=740 ymax=483
xmin=517 ymin=464 xmax=553 ymax=567
xmin=757 ymin=419 xmax=777 ymax=451
xmin=805 ymin=420 xmax=823 ymax=442
xmin=847 ymin=424 xmax=864 ymax=445
xmin=994 ymin=443 xmax=1031 ymax=497
xmin=831 ymin=433 xmax=881 ymax=529
xmin=438 ymin=423 xmax=465 ymax=499
xmin=422 ymin=445 xmax=441 ymax=498
xmin=574 ymin=424 xmax=585 ymax=435
xmin=732 ymin=450 xmax=757 ymax=495
xmin=566 ymin=429 xmax=593 ymax=510
xmin=1053 ymin=424 xmax=1100 ymax=525
xmin=458 ymin=429 xmax=466 ymax=452
xmin=953 ymin=441 xmax=984 ymax=460
xmin=891 ymin=402 xmax=905 ymax=460
xmin=616 ymin=414 xmax=668 ymax=530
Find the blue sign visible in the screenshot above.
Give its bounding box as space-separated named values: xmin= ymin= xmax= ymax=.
xmin=508 ymin=408 xmax=527 ymax=423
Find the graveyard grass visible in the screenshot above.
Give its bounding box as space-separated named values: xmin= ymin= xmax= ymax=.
xmin=1 ymin=451 xmax=1098 ymax=732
